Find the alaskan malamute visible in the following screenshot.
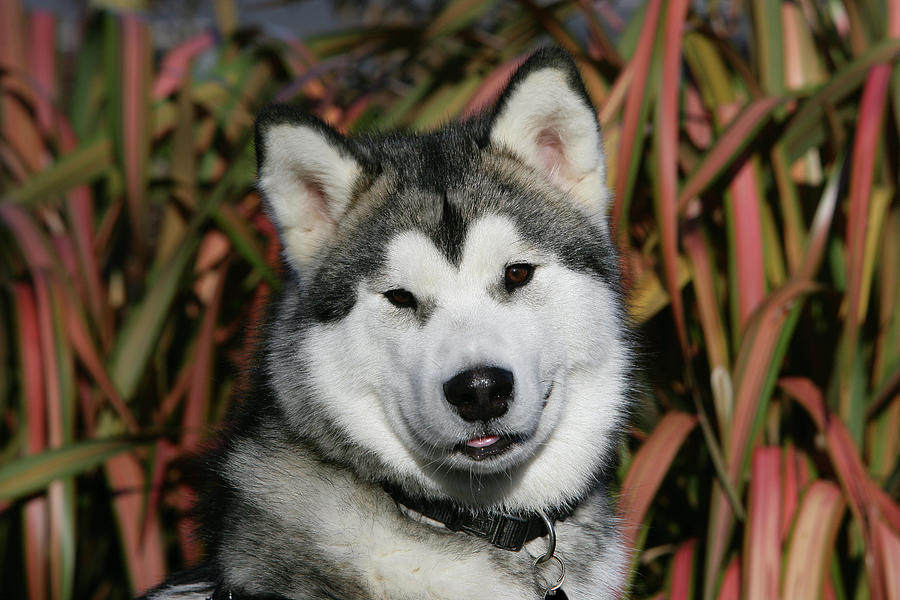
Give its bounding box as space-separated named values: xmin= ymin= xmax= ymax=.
xmin=144 ymin=48 xmax=633 ymax=600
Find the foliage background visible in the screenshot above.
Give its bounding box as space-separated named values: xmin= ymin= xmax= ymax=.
xmin=1 ymin=0 xmax=899 ymax=598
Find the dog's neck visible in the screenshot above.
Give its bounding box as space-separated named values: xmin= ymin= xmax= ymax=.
xmin=381 ymin=483 xmax=576 ymax=552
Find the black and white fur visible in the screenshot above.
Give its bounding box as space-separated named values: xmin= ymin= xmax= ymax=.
xmin=143 ymin=48 xmax=633 ymax=600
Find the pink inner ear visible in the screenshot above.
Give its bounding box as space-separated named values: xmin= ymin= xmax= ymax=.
xmin=304 ymin=179 xmax=337 ymax=226
xmin=536 ymin=128 xmax=567 ymax=180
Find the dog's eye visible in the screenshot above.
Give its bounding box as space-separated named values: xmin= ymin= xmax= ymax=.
xmin=385 ymin=289 xmax=417 ymax=309
xmin=504 ymin=264 xmax=534 ymax=291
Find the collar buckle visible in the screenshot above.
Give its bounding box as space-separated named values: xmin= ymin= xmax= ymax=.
xmin=457 ymin=513 xmax=531 ymax=551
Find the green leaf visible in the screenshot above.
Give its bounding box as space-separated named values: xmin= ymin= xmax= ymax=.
xmin=678 ymin=97 xmax=786 ymax=211
xmin=750 ymin=0 xmax=785 ymax=95
xmin=782 ymin=39 xmax=900 ymax=160
xmin=0 ymin=439 xmax=141 ymax=502
xmin=424 ymin=0 xmax=493 ymax=40
xmin=212 ymin=204 xmax=279 ymax=287
xmin=4 ymin=138 xmax=113 ymax=205
xmin=107 ymin=223 xmax=199 ymax=401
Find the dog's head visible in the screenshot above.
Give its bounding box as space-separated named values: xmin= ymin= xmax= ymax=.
xmin=255 ymin=48 xmax=632 ymax=512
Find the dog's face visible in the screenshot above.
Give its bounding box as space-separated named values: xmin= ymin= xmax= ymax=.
xmin=256 ymin=49 xmax=631 ymax=511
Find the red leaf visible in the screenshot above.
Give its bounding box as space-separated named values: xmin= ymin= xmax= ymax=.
xmin=155 ymin=362 xmax=193 ymax=425
xmin=183 ymin=260 xmax=229 ymax=451
xmin=826 ymin=419 xmax=874 ymax=537
xmin=0 ymin=0 xmax=44 ymax=172
xmin=778 ymin=377 xmax=825 ymax=429
xmin=678 ymin=97 xmax=783 ymax=212
xmin=141 ymin=439 xmax=176 ymax=553
xmin=683 ymin=85 xmax=712 ymax=149
xmin=176 ymin=260 xmax=230 ymax=564
xmin=13 ymin=283 xmax=50 ymax=600
xmin=870 ymin=483 xmax=900 ymax=534
xmin=24 ymin=497 xmax=49 ymax=600
xmin=33 ymin=274 xmax=69 ymax=600
xmin=780 ymin=444 xmax=802 ymax=542
xmin=745 ymin=447 xmax=781 ymax=600
xmin=705 ymin=279 xmax=817 ymax=596
xmin=63 ymin=299 xmax=138 ymax=432
xmin=105 ymin=452 xmax=166 ymax=594
xmin=683 ymin=218 xmax=729 ymax=370
xmin=59 ymin=120 xmax=107 ymax=336
xmin=716 ymin=557 xmax=740 ymax=600
xmin=719 ymin=105 xmax=765 ymax=330
xmin=0 ymin=204 xmax=55 ymax=272
xmin=669 ymin=538 xmax=696 ymax=600
xmin=655 ymin=0 xmax=691 ymax=354
xmin=14 ymin=284 xmax=47 ymax=453
xmin=845 ymin=63 xmax=891 ymax=331
xmin=611 ymin=0 xmax=663 ymax=245
xmin=152 ymin=31 xmax=214 ymax=99
xmin=121 ymin=13 xmax=152 ymax=249
xmin=620 ymin=411 xmax=697 ymax=551
xmin=781 ymin=376 xmax=900 ymax=597
xmin=872 ymin=517 xmax=900 ymax=597
xmin=33 ymin=276 xmax=62 ymax=448
xmin=461 ymin=55 xmax=525 ymax=119
xmin=780 ymin=377 xmax=873 ymax=529
xmin=27 ymin=11 xmax=56 ymax=136
xmin=782 ymin=481 xmax=845 ymax=600
xmin=728 ymin=281 xmax=817 ymax=469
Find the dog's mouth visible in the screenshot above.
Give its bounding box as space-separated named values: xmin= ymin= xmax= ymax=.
xmin=455 ymin=434 xmax=520 ymax=460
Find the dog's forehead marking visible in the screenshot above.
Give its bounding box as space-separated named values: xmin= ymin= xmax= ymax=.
xmin=459 ymin=215 xmax=527 ymax=274
xmin=385 ymin=214 xmax=527 ymax=292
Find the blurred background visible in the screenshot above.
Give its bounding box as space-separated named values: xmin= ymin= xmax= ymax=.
xmin=1 ymin=0 xmax=898 ymax=598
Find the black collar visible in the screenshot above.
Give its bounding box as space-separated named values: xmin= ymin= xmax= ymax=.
xmin=382 ymin=484 xmax=574 ymax=552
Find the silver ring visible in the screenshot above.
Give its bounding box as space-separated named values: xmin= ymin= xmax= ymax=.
xmin=534 ymin=511 xmax=556 ymax=564
xmin=532 ymin=554 xmax=566 ymax=594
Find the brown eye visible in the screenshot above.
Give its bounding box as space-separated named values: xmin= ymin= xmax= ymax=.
xmin=385 ymin=289 xmax=416 ymax=309
xmin=504 ymin=263 xmax=534 ymax=291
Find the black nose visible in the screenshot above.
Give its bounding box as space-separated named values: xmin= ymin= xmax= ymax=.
xmin=443 ymin=366 xmax=514 ymax=422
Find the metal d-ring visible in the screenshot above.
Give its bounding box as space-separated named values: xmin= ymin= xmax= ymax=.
xmin=534 ymin=511 xmax=557 ymax=564
xmin=531 ymin=512 xmax=566 ymax=595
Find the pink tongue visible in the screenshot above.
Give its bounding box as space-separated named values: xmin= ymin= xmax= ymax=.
xmin=466 ymin=435 xmax=500 ymax=448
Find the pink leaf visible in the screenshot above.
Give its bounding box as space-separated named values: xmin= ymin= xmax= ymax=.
xmin=716 ymin=557 xmax=741 ymax=600
xmin=461 ymin=55 xmax=526 ymax=119
xmin=611 ymin=0 xmax=663 ymax=245
xmin=152 ymin=31 xmax=214 ymax=99
xmin=620 ymin=412 xmax=697 ymax=552
xmin=745 ymin=447 xmax=781 ymax=600
xmin=655 ymin=0 xmax=691 ymax=353
xmin=27 ymin=11 xmax=56 ymax=136
xmin=669 ymin=539 xmax=696 ymax=600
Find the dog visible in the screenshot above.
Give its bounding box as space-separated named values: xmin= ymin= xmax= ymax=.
xmin=143 ymin=47 xmax=634 ymax=600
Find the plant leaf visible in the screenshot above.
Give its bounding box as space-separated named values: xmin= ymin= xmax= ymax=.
xmin=782 ymin=481 xmax=845 ymax=600
xmin=653 ymin=0 xmax=690 ymax=353
xmin=611 ymin=0 xmax=663 ymax=244
xmin=677 ymin=97 xmax=784 ymax=212
xmin=0 ymin=438 xmax=141 ymax=502
xmin=620 ymin=411 xmax=697 ymax=553
xmin=744 ymin=446 xmax=781 ymax=600
xmin=669 ymin=538 xmax=697 ymax=600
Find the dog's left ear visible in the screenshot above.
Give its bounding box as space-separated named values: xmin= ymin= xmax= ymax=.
xmin=489 ymin=49 xmax=609 ymax=223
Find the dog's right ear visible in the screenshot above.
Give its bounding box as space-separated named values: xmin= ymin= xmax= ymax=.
xmin=487 ymin=48 xmax=609 ymax=228
xmin=255 ymin=105 xmax=363 ymax=272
